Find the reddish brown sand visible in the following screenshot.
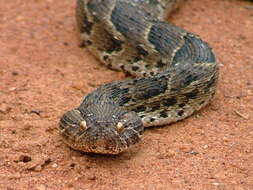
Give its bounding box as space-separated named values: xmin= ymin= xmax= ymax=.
xmin=1 ymin=0 xmax=253 ymax=189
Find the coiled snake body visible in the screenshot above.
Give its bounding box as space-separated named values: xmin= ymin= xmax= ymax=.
xmin=59 ymin=0 xmax=218 ymax=154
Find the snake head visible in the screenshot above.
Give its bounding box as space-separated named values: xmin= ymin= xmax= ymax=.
xmin=59 ymin=104 xmax=144 ymax=154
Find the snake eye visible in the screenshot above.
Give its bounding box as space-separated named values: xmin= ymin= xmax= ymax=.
xmin=116 ymin=122 xmax=125 ymax=133
xmin=79 ymin=120 xmax=88 ymax=131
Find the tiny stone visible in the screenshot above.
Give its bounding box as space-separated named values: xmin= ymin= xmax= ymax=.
xmin=37 ymin=184 xmax=46 ymax=190
xmin=9 ymin=87 xmax=16 ymax=91
xmin=15 ymin=16 xmax=24 ymax=21
xmin=12 ymin=71 xmax=19 ymax=76
xmin=188 ymin=151 xmax=199 ymax=155
xmin=52 ymin=163 xmax=58 ymax=168
xmin=31 ymin=110 xmax=41 ymax=116
xmin=19 ymin=155 xmax=32 ymax=163
xmin=68 ymin=183 xmax=74 ymax=188
xmin=88 ymin=176 xmax=96 ymax=180
xmin=34 ymin=165 xmax=42 ymax=172
xmin=0 ymin=104 xmax=12 ymax=114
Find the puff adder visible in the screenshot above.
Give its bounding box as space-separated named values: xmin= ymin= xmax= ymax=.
xmin=59 ymin=0 xmax=219 ymax=154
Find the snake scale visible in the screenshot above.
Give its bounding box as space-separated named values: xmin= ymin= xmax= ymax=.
xmin=59 ymin=0 xmax=219 ymax=154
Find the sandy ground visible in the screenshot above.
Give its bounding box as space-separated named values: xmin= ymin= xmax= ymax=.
xmin=0 ymin=0 xmax=253 ymax=189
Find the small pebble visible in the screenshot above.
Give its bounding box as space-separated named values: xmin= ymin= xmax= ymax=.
xmin=12 ymin=71 xmax=19 ymax=76
xmin=52 ymin=163 xmax=58 ymax=168
xmin=88 ymin=176 xmax=96 ymax=180
xmin=34 ymin=165 xmax=42 ymax=172
xmin=19 ymin=155 xmax=32 ymax=163
xmin=37 ymin=184 xmax=46 ymax=190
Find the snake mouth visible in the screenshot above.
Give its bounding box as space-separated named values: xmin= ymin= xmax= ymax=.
xmin=60 ymin=127 xmax=130 ymax=155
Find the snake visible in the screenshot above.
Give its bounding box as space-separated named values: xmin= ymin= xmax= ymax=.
xmin=59 ymin=0 xmax=219 ymax=154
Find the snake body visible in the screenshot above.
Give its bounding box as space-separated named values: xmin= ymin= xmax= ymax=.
xmin=59 ymin=0 xmax=219 ymax=154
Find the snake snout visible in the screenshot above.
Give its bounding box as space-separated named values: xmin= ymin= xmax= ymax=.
xmin=59 ymin=105 xmax=144 ymax=154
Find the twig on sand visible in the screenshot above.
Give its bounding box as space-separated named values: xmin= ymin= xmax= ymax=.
xmin=234 ymin=110 xmax=249 ymax=120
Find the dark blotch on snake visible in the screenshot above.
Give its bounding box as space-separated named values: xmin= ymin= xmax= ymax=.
xmin=199 ymin=101 xmax=205 ymax=105
xmin=150 ymin=104 xmax=161 ymax=112
xmin=157 ymin=60 xmax=167 ymax=68
xmin=132 ymin=66 xmax=139 ymax=71
xmin=179 ymin=103 xmax=185 ymax=108
xmin=149 ymin=72 xmax=154 ymax=76
xmin=132 ymin=105 xmax=146 ymax=112
xmin=120 ymin=65 xmax=125 ymax=71
xmin=159 ymin=111 xmax=168 ymax=118
xmin=103 ymin=55 xmax=109 ymax=61
xmin=111 ymin=1 xmax=150 ymax=41
xmin=136 ymin=45 xmax=149 ymax=57
xmin=105 ymin=37 xmax=124 ymax=54
xmin=178 ymin=110 xmax=184 ymax=116
xmin=81 ymin=14 xmax=93 ymax=35
xmin=134 ymin=77 xmax=168 ymax=100
xmin=183 ymin=89 xmax=199 ymax=99
xmin=163 ymin=97 xmax=177 ymax=107
xmin=150 ymin=118 xmax=156 ymax=122
xmin=76 ymin=0 xmax=93 ymax=35
xmin=107 ymin=63 xmax=112 ymax=68
xmin=133 ymin=56 xmax=142 ymax=63
xmin=80 ymin=40 xmax=93 ymax=48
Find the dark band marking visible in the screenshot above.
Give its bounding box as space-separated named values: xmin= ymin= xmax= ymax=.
xmin=148 ymin=22 xmax=184 ymax=57
xmin=110 ymin=1 xmax=150 ymax=42
xmin=172 ymin=33 xmax=216 ymax=65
